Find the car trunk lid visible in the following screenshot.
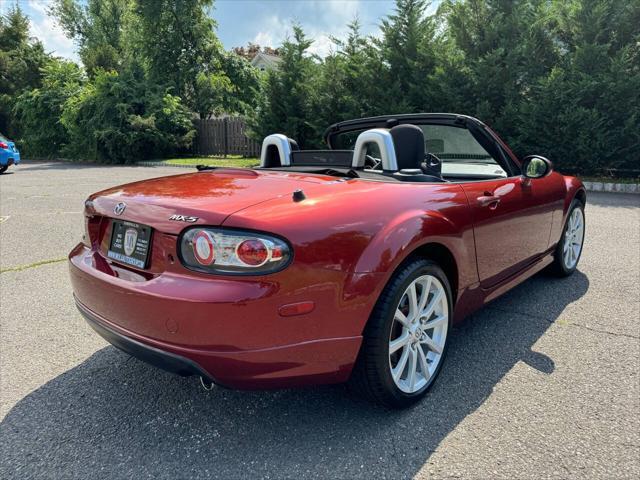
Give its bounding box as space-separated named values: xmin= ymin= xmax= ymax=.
xmin=86 ymin=168 xmax=335 ymax=235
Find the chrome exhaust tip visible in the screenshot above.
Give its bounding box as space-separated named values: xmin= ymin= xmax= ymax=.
xmin=199 ymin=376 xmax=215 ymax=391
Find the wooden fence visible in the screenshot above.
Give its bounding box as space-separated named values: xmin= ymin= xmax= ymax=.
xmin=194 ymin=117 xmax=261 ymax=157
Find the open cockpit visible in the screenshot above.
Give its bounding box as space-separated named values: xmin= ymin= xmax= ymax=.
xmin=255 ymin=113 xmax=521 ymax=183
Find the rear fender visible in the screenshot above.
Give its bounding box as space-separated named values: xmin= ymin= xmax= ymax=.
xmin=563 ymin=176 xmax=586 ymax=214
xmin=351 ymin=208 xmax=477 ymax=298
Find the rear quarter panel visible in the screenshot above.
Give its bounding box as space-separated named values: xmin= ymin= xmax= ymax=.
xmin=548 ymin=175 xmax=586 ymax=247
xmin=223 ymin=179 xmax=477 ymax=332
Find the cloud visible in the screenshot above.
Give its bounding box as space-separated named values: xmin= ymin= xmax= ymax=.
xmin=235 ymin=0 xmax=369 ymax=57
xmin=307 ymin=34 xmax=335 ymax=57
xmin=252 ymin=14 xmax=289 ymax=48
xmin=246 ymin=0 xmax=441 ymax=57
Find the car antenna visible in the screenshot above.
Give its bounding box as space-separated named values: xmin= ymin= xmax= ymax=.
xmin=292 ymin=189 xmax=306 ymax=202
xmin=196 ymin=164 xmax=217 ymax=171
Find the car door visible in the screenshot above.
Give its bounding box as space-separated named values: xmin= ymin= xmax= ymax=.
xmin=460 ymin=175 xmax=560 ymax=287
xmin=417 ymin=121 xmax=559 ymax=288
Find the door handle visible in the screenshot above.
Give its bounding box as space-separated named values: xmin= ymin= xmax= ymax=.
xmin=477 ymin=195 xmax=501 ymax=208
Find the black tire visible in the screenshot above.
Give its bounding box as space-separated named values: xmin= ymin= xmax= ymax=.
xmin=548 ymin=198 xmax=586 ymax=277
xmin=0 ymin=166 xmax=7 ymax=174
xmin=350 ymin=258 xmax=453 ymax=408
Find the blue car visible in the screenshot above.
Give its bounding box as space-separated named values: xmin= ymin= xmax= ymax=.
xmin=1 ymin=132 xmax=20 ymax=173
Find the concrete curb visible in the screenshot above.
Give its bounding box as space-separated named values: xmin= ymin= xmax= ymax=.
xmin=136 ymin=161 xmax=197 ymax=169
xmin=581 ymin=181 xmax=639 ymax=194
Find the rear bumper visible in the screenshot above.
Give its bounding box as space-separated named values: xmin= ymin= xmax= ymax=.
xmin=76 ymin=297 xmax=215 ymax=381
xmin=0 ymin=150 xmax=19 ymax=166
xmin=69 ymin=243 xmax=365 ymax=389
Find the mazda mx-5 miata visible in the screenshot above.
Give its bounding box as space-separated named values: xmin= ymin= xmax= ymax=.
xmin=69 ymin=113 xmax=586 ymax=407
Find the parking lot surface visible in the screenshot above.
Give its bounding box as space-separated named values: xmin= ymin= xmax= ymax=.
xmin=1 ymin=162 xmax=639 ymax=479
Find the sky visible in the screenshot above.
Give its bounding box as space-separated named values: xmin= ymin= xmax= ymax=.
xmin=0 ymin=0 xmax=439 ymax=61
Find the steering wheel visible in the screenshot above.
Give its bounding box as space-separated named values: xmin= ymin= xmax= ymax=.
xmin=365 ymin=155 xmax=382 ymax=170
xmin=421 ymin=152 xmax=443 ymax=177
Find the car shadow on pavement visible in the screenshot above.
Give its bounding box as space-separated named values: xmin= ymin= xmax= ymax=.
xmin=0 ymin=271 xmax=589 ymax=479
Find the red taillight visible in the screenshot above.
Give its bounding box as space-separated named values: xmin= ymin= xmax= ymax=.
xmin=236 ymin=239 xmax=269 ymax=266
xmin=179 ymin=228 xmax=291 ymax=275
xmin=0 ymin=142 xmax=8 ymax=149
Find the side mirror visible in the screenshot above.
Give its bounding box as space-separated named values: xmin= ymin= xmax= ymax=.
xmin=521 ymin=155 xmax=553 ymax=179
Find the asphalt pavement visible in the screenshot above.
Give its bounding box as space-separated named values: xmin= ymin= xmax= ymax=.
xmin=1 ymin=162 xmax=639 ymax=479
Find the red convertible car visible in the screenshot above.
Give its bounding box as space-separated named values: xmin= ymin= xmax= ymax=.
xmin=69 ymin=114 xmax=586 ymax=408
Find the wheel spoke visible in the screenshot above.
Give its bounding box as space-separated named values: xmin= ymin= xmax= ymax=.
xmin=573 ymin=244 xmax=580 ymax=259
xmin=417 ymin=344 xmax=430 ymax=379
xmin=407 ymin=348 xmax=418 ymax=391
xmin=568 ymin=245 xmax=574 ymax=265
xmin=389 ymin=333 xmax=410 ymax=354
xmin=424 ymin=315 xmax=447 ymax=330
xmin=392 ymin=348 xmax=410 ymax=381
xmin=417 ymin=277 xmax=431 ymax=313
xmin=407 ymin=283 xmax=418 ymax=320
xmin=421 ymin=333 xmax=443 ymax=354
xmin=422 ymin=289 xmax=443 ymax=319
xmin=394 ymin=309 xmax=410 ymax=328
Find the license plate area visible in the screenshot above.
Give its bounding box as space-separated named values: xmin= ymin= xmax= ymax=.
xmin=107 ymin=220 xmax=152 ymax=269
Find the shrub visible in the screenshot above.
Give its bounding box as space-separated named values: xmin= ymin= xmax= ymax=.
xmin=61 ymin=67 xmax=196 ymax=163
xmin=12 ymin=59 xmax=83 ymax=157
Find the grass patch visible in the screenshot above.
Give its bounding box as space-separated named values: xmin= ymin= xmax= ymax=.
xmin=0 ymin=257 xmax=67 ymax=274
xmin=161 ymin=156 xmax=259 ymax=168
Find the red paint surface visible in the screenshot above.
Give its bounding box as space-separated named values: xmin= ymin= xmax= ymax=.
xmin=70 ymin=166 xmax=584 ymax=388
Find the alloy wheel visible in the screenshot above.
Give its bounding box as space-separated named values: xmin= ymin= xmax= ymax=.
xmin=563 ymin=207 xmax=584 ymax=270
xmin=388 ymin=275 xmax=448 ymax=394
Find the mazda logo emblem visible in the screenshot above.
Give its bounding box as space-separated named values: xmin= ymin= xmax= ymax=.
xmin=114 ymin=202 xmax=126 ymax=215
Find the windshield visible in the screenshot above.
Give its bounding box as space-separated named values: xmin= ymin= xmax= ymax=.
xmin=0 ymin=133 xmax=7 ymax=142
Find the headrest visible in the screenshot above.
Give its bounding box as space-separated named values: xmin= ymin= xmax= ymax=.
xmin=389 ymin=124 xmax=425 ymax=170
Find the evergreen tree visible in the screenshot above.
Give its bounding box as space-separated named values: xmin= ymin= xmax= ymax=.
xmin=377 ymin=0 xmax=439 ymax=112
xmin=0 ymin=5 xmax=50 ymax=134
xmin=515 ymin=0 xmax=640 ymax=174
xmin=249 ymin=26 xmax=319 ymax=148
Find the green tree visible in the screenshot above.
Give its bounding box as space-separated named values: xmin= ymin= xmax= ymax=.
xmin=218 ymin=51 xmax=260 ymax=115
xmin=194 ymin=71 xmax=233 ymax=119
xmin=13 ymin=59 xmax=84 ymax=157
xmin=313 ymin=18 xmax=384 ymax=135
xmin=50 ymin=0 xmax=133 ymax=76
xmin=514 ymin=0 xmax=640 ymax=173
xmin=134 ymin=0 xmax=227 ymax=112
xmin=0 ymin=5 xmax=50 ymax=135
xmin=440 ymin=0 xmax=561 ymax=135
xmin=249 ymin=26 xmax=319 ymax=148
xmin=61 ymin=66 xmax=195 ymax=163
xmin=377 ymin=0 xmax=440 ymax=112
